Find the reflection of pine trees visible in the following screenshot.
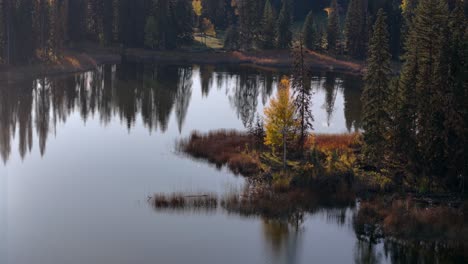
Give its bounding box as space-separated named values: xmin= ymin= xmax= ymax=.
xmin=175 ymin=67 xmax=193 ymax=133
xmin=18 ymin=83 xmax=34 ymax=159
xmin=100 ymin=65 xmax=114 ymax=125
xmin=230 ymin=69 xmax=260 ymax=127
xmin=342 ymin=75 xmax=363 ymax=132
xmin=323 ymin=72 xmax=339 ymax=127
xmin=0 ymin=63 xmax=193 ymax=161
xmin=0 ymin=85 xmax=15 ymax=163
xmin=35 ymin=78 xmax=51 ymax=156
xmin=261 ymin=73 xmax=276 ymax=106
xmin=325 ymin=208 xmax=348 ymax=226
xmin=199 ymin=65 xmax=214 ymax=97
xmin=152 ymin=66 xmax=179 ymax=132
xmin=0 ymin=64 xmax=363 ymax=162
xmin=354 ymin=240 xmax=382 ymax=264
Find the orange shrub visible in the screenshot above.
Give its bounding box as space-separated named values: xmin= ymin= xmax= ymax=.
xmin=308 ymin=133 xmax=359 ymax=152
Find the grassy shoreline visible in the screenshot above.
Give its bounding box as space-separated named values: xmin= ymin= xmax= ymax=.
xmin=0 ymin=46 xmax=364 ymax=84
xmin=177 ymin=129 xmax=466 ymax=249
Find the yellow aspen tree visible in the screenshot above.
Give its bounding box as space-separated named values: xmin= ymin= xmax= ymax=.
xmin=264 ymin=77 xmax=298 ymax=169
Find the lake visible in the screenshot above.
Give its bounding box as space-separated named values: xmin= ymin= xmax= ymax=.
xmin=0 ymin=63 xmax=458 ymax=263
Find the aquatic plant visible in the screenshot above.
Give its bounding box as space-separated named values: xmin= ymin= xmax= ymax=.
xmin=151 ymin=193 xmax=218 ymax=211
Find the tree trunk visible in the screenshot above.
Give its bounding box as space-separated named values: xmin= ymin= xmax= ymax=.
xmin=283 ymin=129 xmax=287 ymax=170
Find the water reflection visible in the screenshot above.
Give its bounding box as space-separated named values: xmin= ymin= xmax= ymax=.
xmin=0 ymin=63 xmax=362 ymax=163
xmin=0 ymin=167 xmax=6 ymax=264
xmin=146 ymin=187 xmax=466 ymax=264
xmin=262 ymin=219 xmax=304 ymax=264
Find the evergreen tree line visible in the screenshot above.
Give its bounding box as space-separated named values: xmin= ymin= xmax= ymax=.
xmin=0 ymin=0 xmax=194 ymax=65
xmin=4 ymin=0 xmax=463 ymax=65
xmin=363 ymin=0 xmax=467 ymax=193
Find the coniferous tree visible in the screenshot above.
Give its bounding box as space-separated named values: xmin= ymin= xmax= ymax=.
xmin=362 ymin=9 xmax=391 ymax=168
xmin=238 ymin=0 xmax=262 ymax=49
xmin=224 ymin=25 xmax=240 ymax=50
xmin=0 ymin=0 xmax=3 ymax=63
xmin=33 ymin=0 xmax=52 ymax=62
xmin=292 ymin=35 xmax=313 ymax=152
xmin=303 ymin=10 xmax=318 ymax=50
xmin=103 ymin=0 xmax=114 ymax=45
xmin=344 ymin=0 xmax=368 ymax=58
xmin=68 ymin=0 xmax=86 ymax=43
xmin=326 ymin=0 xmax=340 ymax=53
xmin=172 ymin=0 xmax=193 ymax=47
xmin=400 ymin=0 xmax=418 ymax=52
xmin=145 ymin=16 xmax=158 ymax=49
xmin=3 ymin=0 xmax=13 ymax=64
xmin=260 ymin=0 xmax=275 ymax=49
xmin=87 ymin=0 xmax=104 ymax=42
xmin=445 ymin=0 xmax=467 ymax=190
xmin=397 ymin=0 xmax=450 ymax=186
xmin=276 ymin=0 xmax=292 ymax=49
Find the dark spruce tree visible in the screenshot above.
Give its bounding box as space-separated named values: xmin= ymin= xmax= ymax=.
xmin=398 ymin=0 xmax=451 ymax=188
xmin=276 ymin=0 xmax=292 ymax=49
xmin=238 ymin=0 xmax=262 ymax=49
xmin=292 ymin=35 xmax=313 ymax=153
xmin=344 ymin=0 xmax=368 ymax=58
xmin=68 ymin=0 xmax=87 ymax=43
xmin=400 ymin=0 xmax=418 ymax=53
xmin=362 ymin=9 xmax=391 ymax=169
xmin=0 ymin=0 xmax=3 ymax=63
xmin=326 ymin=0 xmax=340 ymax=53
xmin=224 ymin=25 xmax=240 ymax=50
xmin=445 ymin=0 xmax=467 ymax=191
xmin=103 ymin=0 xmax=114 ymax=45
xmin=302 ymin=10 xmax=318 ymax=50
xmin=260 ymin=0 xmax=276 ymax=49
xmin=172 ymin=0 xmax=193 ymax=47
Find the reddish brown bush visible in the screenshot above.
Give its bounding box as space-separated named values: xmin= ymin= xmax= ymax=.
xmin=180 ymin=130 xmax=261 ymax=176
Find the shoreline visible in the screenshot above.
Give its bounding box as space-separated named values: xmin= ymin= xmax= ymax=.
xmin=0 ymin=47 xmax=364 ymax=84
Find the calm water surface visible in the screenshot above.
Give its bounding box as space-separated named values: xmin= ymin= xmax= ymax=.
xmin=0 ymin=64 xmax=450 ymax=263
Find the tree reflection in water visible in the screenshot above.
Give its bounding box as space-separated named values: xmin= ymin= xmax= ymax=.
xmin=0 ymin=64 xmax=363 ymax=163
xmin=262 ymin=219 xmax=303 ymax=264
xmin=146 ymin=186 xmax=466 ymax=264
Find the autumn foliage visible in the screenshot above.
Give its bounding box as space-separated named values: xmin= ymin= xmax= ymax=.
xmin=264 ymin=77 xmax=299 ymax=152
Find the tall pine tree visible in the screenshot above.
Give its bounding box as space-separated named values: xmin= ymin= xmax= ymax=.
xmin=260 ymin=0 xmax=275 ymax=49
xmin=276 ymin=0 xmax=292 ymax=49
xmin=344 ymin=0 xmax=368 ymax=58
xmin=292 ymin=36 xmax=313 ymax=153
xmin=238 ymin=0 xmax=262 ymax=49
xmin=302 ymin=10 xmax=318 ymax=50
xmin=0 ymin=0 xmax=4 ymax=63
xmin=445 ymin=0 xmax=467 ymax=190
xmin=397 ymin=0 xmax=450 ymax=187
xmin=362 ymin=9 xmax=391 ymax=168
xmin=326 ymin=0 xmax=340 ymax=53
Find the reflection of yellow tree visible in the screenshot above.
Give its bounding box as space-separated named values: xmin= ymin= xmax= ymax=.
xmin=262 ymin=219 xmax=302 ymax=264
xmin=262 ymin=220 xmax=289 ymax=254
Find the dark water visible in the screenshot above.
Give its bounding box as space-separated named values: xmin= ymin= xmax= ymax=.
xmin=0 ymin=64 xmax=460 ymax=263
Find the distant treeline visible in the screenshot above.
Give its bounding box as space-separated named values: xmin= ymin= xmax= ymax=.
xmin=0 ymin=0 xmax=467 ymax=65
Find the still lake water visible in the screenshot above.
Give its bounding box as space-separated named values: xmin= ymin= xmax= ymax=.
xmin=0 ymin=63 xmax=454 ymax=264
